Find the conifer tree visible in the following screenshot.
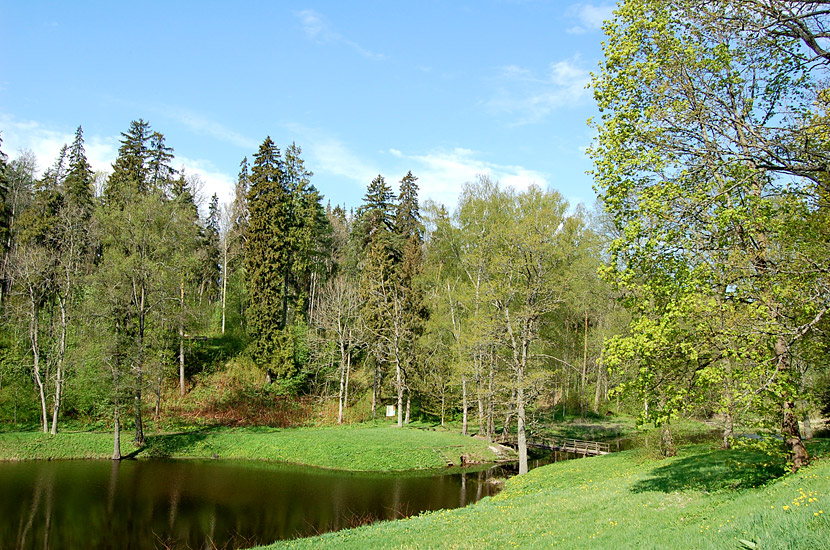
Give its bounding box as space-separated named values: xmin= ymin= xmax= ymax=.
xmin=284 ymin=142 xmax=330 ymax=322
xmin=105 ymin=119 xmax=151 ymax=205
xmin=245 ymin=137 xmax=292 ymax=375
xmin=358 ymin=175 xmax=396 ymax=248
xmin=393 ymin=171 xmax=427 ymax=424
xmin=64 ymin=126 xmax=94 ymax=217
xmin=147 ymin=131 xmax=176 ymax=192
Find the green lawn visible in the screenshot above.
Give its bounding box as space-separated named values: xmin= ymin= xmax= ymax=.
xmin=259 ymin=440 xmax=830 ymax=549
xmin=0 ymin=424 xmax=512 ymax=472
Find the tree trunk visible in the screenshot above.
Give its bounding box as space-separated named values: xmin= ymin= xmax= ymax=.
xmin=775 ymin=337 xmax=808 ymax=471
xmin=581 ymin=309 xmax=588 ymax=415
xmin=404 ymin=391 xmax=411 ymax=425
xmin=112 ymin=408 xmax=121 ymax=461
xmin=462 ymin=375 xmax=468 ymax=436
xmin=134 ymin=283 xmax=146 ymax=447
xmin=517 ymin=370 xmax=528 ymax=475
xmin=134 ymin=369 xmax=144 ymax=446
xmin=371 ymin=353 xmax=379 ymax=419
xmin=179 ymin=280 xmax=185 ymax=396
xmin=476 ymin=357 xmax=485 ymax=435
xmin=660 ymin=424 xmax=676 ymax=457
xmin=396 ymin=353 xmax=403 ymax=428
xmin=221 ymin=239 xmax=227 ymax=334
xmin=594 ymin=359 xmax=603 ymax=414
xmin=722 ymin=408 xmax=734 ymax=450
xmin=29 ymin=297 xmax=48 ymax=434
xmin=344 ymin=350 xmax=351 ymax=418
xmin=338 ymin=340 xmax=347 ymax=425
xmin=487 ymin=356 xmax=495 ymax=441
xmin=516 ymin=332 xmax=529 ymax=475
xmin=441 ymin=391 xmax=446 ymax=428
xmin=50 ymin=297 xmax=69 ymax=435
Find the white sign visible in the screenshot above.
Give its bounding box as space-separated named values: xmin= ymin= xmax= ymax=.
xmin=385 ymin=405 xmax=396 ymax=417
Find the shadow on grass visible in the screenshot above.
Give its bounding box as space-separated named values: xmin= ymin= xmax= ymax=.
xmin=806 ymin=438 xmax=830 ymax=459
xmin=126 ymin=428 xmax=218 ymax=459
xmin=631 ymin=448 xmax=787 ymax=494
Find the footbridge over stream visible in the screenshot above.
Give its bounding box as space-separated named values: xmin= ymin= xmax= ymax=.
xmin=497 ymin=435 xmax=612 ymax=456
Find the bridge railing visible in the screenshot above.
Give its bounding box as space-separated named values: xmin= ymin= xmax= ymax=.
xmin=497 ymin=435 xmax=611 ymax=455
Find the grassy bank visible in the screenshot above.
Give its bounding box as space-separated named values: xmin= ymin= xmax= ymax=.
xmin=260 ymin=440 xmax=830 ymax=549
xmin=0 ymin=424 xmax=512 ymax=471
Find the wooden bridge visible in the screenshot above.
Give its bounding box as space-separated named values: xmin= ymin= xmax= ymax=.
xmin=497 ymin=435 xmax=611 ymax=456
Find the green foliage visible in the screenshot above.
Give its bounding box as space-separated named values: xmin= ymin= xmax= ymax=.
xmin=590 ymin=0 xmax=830 ymax=457
xmin=245 ymin=138 xmax=330 ymax=386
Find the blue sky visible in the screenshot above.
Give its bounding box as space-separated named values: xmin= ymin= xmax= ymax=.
xmin=1 ymin=1 xmax=614 ymax=212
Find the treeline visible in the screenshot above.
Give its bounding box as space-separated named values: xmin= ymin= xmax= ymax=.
xmin=0 ymin=122 xmax=623 ymax=471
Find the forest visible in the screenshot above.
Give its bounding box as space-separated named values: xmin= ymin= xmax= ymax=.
xmin=2 ymin=0 xmax=830 ymax=478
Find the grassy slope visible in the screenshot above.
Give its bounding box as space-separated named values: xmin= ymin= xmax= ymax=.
xmin=261 ymin=441 xmax=830 ymax=549
xmin=0 ymin=425 xmax=510 ymax=472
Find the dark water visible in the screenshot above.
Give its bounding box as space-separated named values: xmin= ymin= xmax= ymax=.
xmin=0 ymin=459 xmax=507 ymax=550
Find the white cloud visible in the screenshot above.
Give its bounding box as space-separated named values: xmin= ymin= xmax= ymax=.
xmin=485 ymin=57 xmax=591 ymax=124
xmin=295 ymin=9 xmax=385 ymax=61
xmin=0 ymin=114 xmax=233 ymax=211
xmin=566 ymin=3 xmax=615 ymax=34
xmin=284 ymin=123 xmax=380 ymax=188
xmin=175 ymin=155 xmax=235 ymax=208
xmin=0 ymin=114 xmax=117 ymax=174
xmin=162 ymin=108 xmax=258 ymax=150
xmin=388 ymin=147 xmax=549 ymax=208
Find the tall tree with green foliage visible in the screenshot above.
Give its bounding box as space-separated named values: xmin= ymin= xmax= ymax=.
xmin=590 ymin=0 xmax=830 ymax=469
xmin=96 ymin=119 xmax=196 ymax=446
xmin=245 ymin=137 xmax=292 ymax=378
xmin=106 ymin=119 xmax=151 ymax=205
xmin=393 ymin=171 xmax=426 ymax=424
xmin=49 ymin=126 xmax=95 ymax=433
xmin=357 ymin=175 xmax=397 ymax=416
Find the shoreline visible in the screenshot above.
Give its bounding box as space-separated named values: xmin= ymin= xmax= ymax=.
xmin=0 ymin=424 xmax=516 ymax=473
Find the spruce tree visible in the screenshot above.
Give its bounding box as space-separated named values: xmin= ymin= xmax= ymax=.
xmin=284 ymin=142 xmax=330 ymax=321
xmin=148 ymin=131 xmax=176 ymax=193
xmin=64 ymin=126 xmax=94 ymax=218
xmin=106 ymin=119 xmax=151 ymax=205
xmin=358 ymin=175 xmax=395 ymax=248
xmin=245 ymin=137 xmax=292 ymax=375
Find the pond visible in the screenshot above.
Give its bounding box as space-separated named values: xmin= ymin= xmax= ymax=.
xmin=0 ymin=459 xmax=509 ymax=550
